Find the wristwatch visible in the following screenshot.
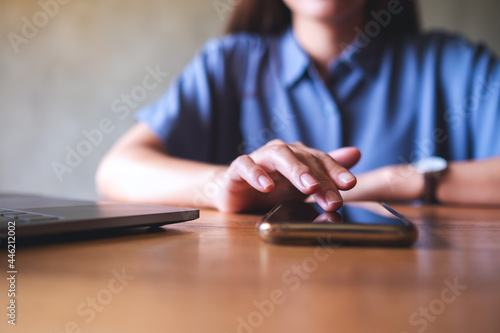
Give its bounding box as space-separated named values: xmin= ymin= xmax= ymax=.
xmin=413 ymin=157 xmax=449 ymax=204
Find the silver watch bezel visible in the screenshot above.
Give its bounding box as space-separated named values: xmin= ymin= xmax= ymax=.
xmin=413 ymin=156 xmax=448 ymax=174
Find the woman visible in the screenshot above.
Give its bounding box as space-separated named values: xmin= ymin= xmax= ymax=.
xmin=96 ymin=0 xmax=500 ymax=212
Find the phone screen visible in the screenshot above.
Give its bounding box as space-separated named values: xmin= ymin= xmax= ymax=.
xmin=266 ymin=202 xmax=407 ymax=226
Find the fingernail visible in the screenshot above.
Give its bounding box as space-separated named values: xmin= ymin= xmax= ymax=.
xmin=325 ymin=190 xmax=341 ymax=206
xmin=258 ymin=175 xmax=273 ymax=189
xmin=300 ymin=173 xmax=319 ymax=189
xmin=338 ymin=172 xmax=355 ymax=185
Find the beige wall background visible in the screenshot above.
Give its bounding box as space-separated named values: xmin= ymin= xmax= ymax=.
xmin=0 ymin=0 xmax=499 ymax=199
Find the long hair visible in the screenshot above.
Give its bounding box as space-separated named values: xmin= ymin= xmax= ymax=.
xmin=225 ymin=0 xmax=419 ymax=36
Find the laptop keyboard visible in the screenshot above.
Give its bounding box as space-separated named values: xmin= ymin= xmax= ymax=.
xmin=0 ymin=208 xmax=61 ymax=223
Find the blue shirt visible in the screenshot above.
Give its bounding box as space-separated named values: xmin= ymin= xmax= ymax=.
xmin=136 ymin=28 xmax=500 ymax=174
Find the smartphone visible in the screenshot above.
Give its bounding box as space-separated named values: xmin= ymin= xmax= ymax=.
xmin=257 ymin=201 xmax=418 ymax=247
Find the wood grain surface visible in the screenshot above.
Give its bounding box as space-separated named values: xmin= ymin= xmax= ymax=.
xmin=2 ymin=203 xmax=500 ymax=333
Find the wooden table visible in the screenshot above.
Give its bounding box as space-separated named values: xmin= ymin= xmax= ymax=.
xmin=2 ymin=204 xmax=500 ymax=333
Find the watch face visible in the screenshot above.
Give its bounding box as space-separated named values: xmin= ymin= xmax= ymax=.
xmin=413 ymin=157 xmax=448 ymax=173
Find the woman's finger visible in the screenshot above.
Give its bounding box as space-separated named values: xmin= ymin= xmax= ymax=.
xmin=228 ymin=155 xmax=274 ymax=192
xmin=250 ymin=140 xmax=321 ymax=195
xmin=291 ymin=144 xmax=358 ymax=191
xmin=328 ymin=147 xmax=361 ymax=169
xmin=275 ymin=142 xmax=345 ymax=210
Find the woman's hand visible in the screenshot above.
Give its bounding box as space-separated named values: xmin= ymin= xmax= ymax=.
xmin=213 ymin=140 xmax=361 ymax=213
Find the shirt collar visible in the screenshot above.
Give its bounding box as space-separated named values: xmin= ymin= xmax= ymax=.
xmin=277 ymin=27 xmax=384 ymax=87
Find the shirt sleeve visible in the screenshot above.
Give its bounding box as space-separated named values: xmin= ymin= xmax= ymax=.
xmin=438 ymin=35 xmax=500 ymax=159
xmin=135 ymin=38 xmax=243 ymax=164
xmin=469 ymin=47 xmax=500 ymax=158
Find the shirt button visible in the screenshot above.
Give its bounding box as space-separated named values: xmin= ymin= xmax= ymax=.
xmin=325 ymin=104 xmax=335 ymax=113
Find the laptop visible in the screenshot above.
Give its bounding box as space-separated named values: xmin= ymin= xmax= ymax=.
xmin=0 ymin=193 xmax=199 ymax=238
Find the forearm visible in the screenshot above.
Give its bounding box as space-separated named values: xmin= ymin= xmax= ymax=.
xmin=340 ymin=164 xmax=423 ymax=202
xmin=437 ymin=157 xmax=500 ymax=205
xmin=97 ymin=149 xmax=224 ymax=208
xmin=96 ymin=124 xmax=226 ymax=208
xmin=343 ymin=157 xmax=500 ymax=206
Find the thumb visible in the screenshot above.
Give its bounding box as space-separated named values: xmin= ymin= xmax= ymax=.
xmin=328 ymin=147 xmax=361 ymax=169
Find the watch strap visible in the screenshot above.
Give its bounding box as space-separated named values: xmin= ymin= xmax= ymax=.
xmin=422 ymin=173 xmax=439 ymax=204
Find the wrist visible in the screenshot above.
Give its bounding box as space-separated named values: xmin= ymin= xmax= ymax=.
xmin=380 ymin=165 xmax=424 ymax=201
xmin=412 ymin=157 xmax=449 ymax=204
xmin=192 ymin=166 xmax=228 ymax=210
